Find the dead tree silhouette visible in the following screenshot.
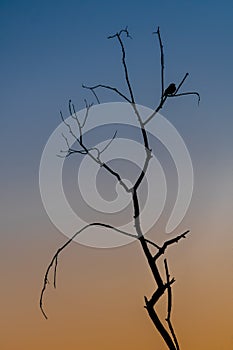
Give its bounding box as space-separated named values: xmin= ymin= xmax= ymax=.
xmin=40 ymin=27 xmax=199 ymax=350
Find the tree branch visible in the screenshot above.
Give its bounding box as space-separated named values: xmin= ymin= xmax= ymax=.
xmin=82 ymin=85 xmax=101 ymax=104
xmin=144 ymin=238 xmax=160 ymax=249
xmin=153 ymin=230 xmax=190 ymax=261
xmin=169 ymin=91 xmax=200 ymax=105
xmin=40 ymin=223 xmax=138 ymax=319
xmin=154 ymin=27 xmax=165 ymax=100
xmin=108 ymin=27 xmax=135 ymax=103
xmin=144 ymin=296 xmax=177 ymax=350
xmin=82 ymin=84 xmax=131 ymax=103
xmin=145 ymin=278 xmax=175 ymax=309
xmin=98 ymin=130 xmax=118 ymax=156
xmin=164 ymin=259 xmax=180 ymax=350
xmin=82 ymin=99 xmax=93 ymax=128
xmin=175 ymin=72 xmax=189 ymax=94
xmin=139 ymin=235 xmax=164 ymax=287
xmin=61 ymin=102 xmax=132 ymax=193
xmin=57 ymin=132 xmax=88 ymax=158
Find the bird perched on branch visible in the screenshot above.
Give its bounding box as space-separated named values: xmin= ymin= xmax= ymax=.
xmin=164 ymin=83 xmax=176 ymax=96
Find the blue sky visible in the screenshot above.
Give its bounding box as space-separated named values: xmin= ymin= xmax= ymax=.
xmin=1 ymin=0 xmax=232 ymax=216
xmin=1 ymin=0 xmax=232 ymax=243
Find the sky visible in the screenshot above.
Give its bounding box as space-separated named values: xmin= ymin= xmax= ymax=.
xmin=1 ymin=0 xmax=233 ymax=349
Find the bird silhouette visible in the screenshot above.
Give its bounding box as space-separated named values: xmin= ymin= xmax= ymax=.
xmin=164 ymin=83 xmax=176 ymax=96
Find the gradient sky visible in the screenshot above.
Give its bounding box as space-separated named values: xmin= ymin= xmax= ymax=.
xmin=1 ymin=1 xmax=233 ymax=349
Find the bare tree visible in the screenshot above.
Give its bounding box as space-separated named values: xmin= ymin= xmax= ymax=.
xmin=40 ymin=27 xmax=199 ymax=350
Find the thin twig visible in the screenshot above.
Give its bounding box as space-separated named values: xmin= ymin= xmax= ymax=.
xmin=54 ymin=256 xmax=58 ymax=288
xmin=99 ymin=130 xmax=117 ymax=155
xmin=164 ymin=259 xmax=180 ymax=350
xmin=61 ymin=105 xmax=131 ymax=193
xmin=170 ymin=91 xmax=200 ymax=105
xmin=59 ymin=127 xmax=86 ymax=158
xmin=154 ymin=27 xmax=165 ymax=100
xmin=85 ymin=131 xmax=117 ymax=161
xmin=60 ymin=133 xmax=86 ymax=156
xmin=175 ymin=72 xmax=189 ymax=94
xmin=70 ymin=101 xmax=83 ymax=142
xmin=153 ymin=230 xmax=190 ymax=261
xmin=61 ymin=132 xmax=70 ymax=150
xmin=40 ymin=222 xmax=138 ymax=319
xmin=82 ymin=84 xmax=131 ymax=103
xmin=108 ymin=27 xmax=132 ymax=40
xmin=60 ymin=111 xmax=79 ymax=143
xmin=108 ymin=28 xmax=135 ymax=103
xmin=81 ymin=99 xmax=93 ymax=128
xmin=63 ymin=100 xmax=116 ymax=160
xmin=82 ymin=85 xmax=100 ymax=104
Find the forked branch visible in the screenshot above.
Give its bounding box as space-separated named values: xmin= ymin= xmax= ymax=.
xmin=108 ymin=27 xmax=135 ymax=104
xmin=153 ymin=230 xmax=190 ymax=261
xmin=60 ymin=100 xmax=131 ymax=193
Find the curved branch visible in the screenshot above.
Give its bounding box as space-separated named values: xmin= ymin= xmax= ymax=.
xmin=171 ymin=91 xmax=200 ymax=105
xmin=40 ymin=223 xmax=137 ymax=319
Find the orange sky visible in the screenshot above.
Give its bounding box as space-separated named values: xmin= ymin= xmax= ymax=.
xmin=1 ymin=202 xmax=232 ymax=350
